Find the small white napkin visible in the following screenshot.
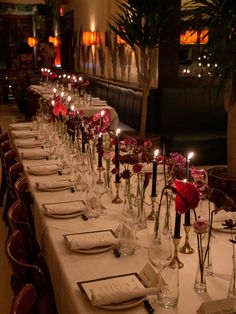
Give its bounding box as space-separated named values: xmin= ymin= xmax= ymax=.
xmin=43 ymin=201 xmax=84 ymax=215
xmin=69 ymin=237 xmax=119 ymax=250
xmin=16 ymin=139 xmax=42 ymax=148
xmin=36 ymin=179 xmax=73 ymax=191
xmin=21 ymin=149 xmax=49 ymax=160
xmin=12 ymin=130 xmax=37 ymax=138
xmin=10 ymin=122 xmax=35 ymax=130
xmin=91 ymin=286 xmax=157 ymax=305
xmin=28 ymin=164 xmax=60 ymax=175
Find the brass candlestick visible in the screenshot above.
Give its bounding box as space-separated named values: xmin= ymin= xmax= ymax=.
xmin=96 ymin=167 xmax=104 ymax=185
xmin=179 ymin=225 xmax=194 ymax=254
xmin=169 ymin=237 xmax=184 ymax=269
xmin=147 ymin=196 xmax=157 ymax=220
xmin=112 ymin=182 xmax=123 ymax=204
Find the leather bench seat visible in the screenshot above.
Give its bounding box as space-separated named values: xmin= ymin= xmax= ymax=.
xmin=158 ymin=87 xmax=227 ymax=165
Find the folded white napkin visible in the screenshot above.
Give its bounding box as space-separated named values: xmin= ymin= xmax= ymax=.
xmin=91 ymin=286 xmax=157 ymax=306
xmin=213 ymin=210 xmax=236 ymax=222
xmin=10 ymin=122 xmax=35 ymax=130
xmin=69 ymin=237 xmax=119 ymax=250
xmin=36 ymin=179 xmax=73 ymax=191
xmin=43 ymin=201 xmax=83 ymax=215
xmin=12 ymin=130 xmax=36 ymax=139
xmin=16 ymin=139 xmax=42 ymax=148
xmin=21 ymin=149 xmax=49 ymax=160
xmin=28 ymin=164 xmax=60 ymax=175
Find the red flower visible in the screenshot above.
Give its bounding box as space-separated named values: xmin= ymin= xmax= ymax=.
xmin=49 ymin=72 xmax=58 ymax=80
xmin=121 ymin=169 xmax=131 ymax=179
xmin=174 ymin=180 xmax=200 ymax=214
xmin=53 ymin=101 xmax=67 ymax=117
xmin=133 ymin=163 xmax=142 ymax=173
xmin=111 ymin=168 xmax=118 ymax=175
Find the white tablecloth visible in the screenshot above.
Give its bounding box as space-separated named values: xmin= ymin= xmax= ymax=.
xmin=29 ymin=85 xmax=119 ymax=130
xmin=10 ymin=125 xmax=235 ymax=314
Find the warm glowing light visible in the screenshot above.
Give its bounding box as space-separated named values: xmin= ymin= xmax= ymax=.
xmin=187 ymin=152 xmax=194 ymax=161
xmin=116 ymin=129 xmax=120 ymax=136
xmin=27 ymin=37 xmax=38 ymax=47
xmin=71 ymin=104 xmax=75 ymax=111
xmin=67 ymin=96 xmax=71 ymax=102
xmin=180 ymin=30 xmax=208 ymax=45
xmin=154 ymin=149 xmax=159 ymax=158
xmin=82 ymin=31 xmax=97 ymax=46
xmin=117 ymin=35 xmax=126 ymax=45
xmin=100 ymin=110 xmax=105 ymax=117
xmin=60 ymin=92 xmax=64 ymax=98
xmin=51 ymin=100 xmax=55 ymax=106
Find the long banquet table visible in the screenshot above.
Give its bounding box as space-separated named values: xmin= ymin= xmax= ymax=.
xmin=9 ymin=123 xmax=236 ymax=314
xmin=29 ymin=84 xmax=119 ymax=130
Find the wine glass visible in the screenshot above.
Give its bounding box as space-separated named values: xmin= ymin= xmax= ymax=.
xmin=148 ymin=232 xmax=172 ymax=272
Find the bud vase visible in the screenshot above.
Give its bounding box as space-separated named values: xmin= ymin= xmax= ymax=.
xmin=205 ymin=245 xmax=213 ymax=276
xmin=137 ymin=198 xmax=147 ymax=230
xmin=194 ymin=264 xmax=207 ymax=294
xmin=228 ymin=255 xmax=236 ymax=300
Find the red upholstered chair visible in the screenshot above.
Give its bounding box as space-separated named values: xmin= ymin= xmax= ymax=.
xmin=6 ymin=230 xmax=58 ymax=314
xmin=10 ymin=283 xmax=38 ymax=314
xmin=14 ymin=176 xmax=39 ymax=254
xmin=0 ymin=133 xmax=11 ymax=206
xmin=2 ymin=149 xmax=18 ymax=222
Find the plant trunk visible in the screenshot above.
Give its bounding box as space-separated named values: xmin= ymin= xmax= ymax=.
xmin=225 ymin=75 xmax=236 ymax=177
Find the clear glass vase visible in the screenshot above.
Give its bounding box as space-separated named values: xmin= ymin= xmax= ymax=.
xmin=194 ymin=264 xmax=207 ymax=294
xmin=228 ymin=255 xmax=236 ymax=300
xmin=205 ymin=245 xmax=213 ymax=276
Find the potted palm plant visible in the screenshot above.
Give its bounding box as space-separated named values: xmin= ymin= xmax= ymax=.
xmin=108 ymin=0 xmax=174 ymax=139
xmin=182 ymin=0 xmax=236 ymax=202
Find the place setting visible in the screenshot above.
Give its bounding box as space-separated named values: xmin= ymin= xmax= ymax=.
xmin=42 ymin=200 xmax=85 ymax=218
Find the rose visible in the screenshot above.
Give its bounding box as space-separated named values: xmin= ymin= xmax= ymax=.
xmin=193 ymin=217 xmax=209 ymax=234
xmin=132 ymin=163 xmax=142 ymax=174
xmin=121 ymin=169 xmax=131 ymax=179
xmin=53 ymin=101 xmax=67 ymax=117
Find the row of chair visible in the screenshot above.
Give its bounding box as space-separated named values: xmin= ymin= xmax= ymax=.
xmin=0 ymin=129 xmax=57 ymax=313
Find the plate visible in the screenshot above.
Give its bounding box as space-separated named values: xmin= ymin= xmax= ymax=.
xmin=77 ymin=273 xmax=147 ymax=310
xmin=44 ymin=212 xmax=82 ymax=219
xmin=212 ymin=221 xmax=236 ymax=233
xmin=64 ymin=230 xmax=117 ymax=254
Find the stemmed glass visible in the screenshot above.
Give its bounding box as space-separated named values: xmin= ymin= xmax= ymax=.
xmin=148 ymin=232 xmax=173 ymax=272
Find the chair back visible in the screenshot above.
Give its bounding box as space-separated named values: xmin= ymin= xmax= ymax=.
xmin=3 ymin=148 xmax=17 ymax=170
xmin=10 ymin=283 xmax=38 ymax=314
xmin=8 ymin=162 xmax=23 ymax=200
xmin=7 ymin=200 xmax=30 ymax=236
xmin=5 ymin=230 xmax=47 ymax=293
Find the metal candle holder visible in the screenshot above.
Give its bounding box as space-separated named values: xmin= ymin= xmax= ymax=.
xmin=147 ymin=196 xmax=157 ymax=220
xmin=96 ymin=167 xmax=104 ymax=185
xmin=179 ymin=225 xmax=194 ymax=254
xmin=169 ymin=237 xmax=184 ymax=269
xmin=112 ymin=182 xmax=123 ymax=204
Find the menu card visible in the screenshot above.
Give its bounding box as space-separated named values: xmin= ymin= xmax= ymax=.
xmin=78 ymin=273 xmax=146 ymax=304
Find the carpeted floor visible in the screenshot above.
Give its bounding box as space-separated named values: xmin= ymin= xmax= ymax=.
xmin=0 ymin=101 xmax=25 ymax=314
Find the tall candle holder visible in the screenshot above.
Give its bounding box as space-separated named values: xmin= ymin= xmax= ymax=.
xmin=147 ymin=196 xmax=157 ymax=220
xmin=96 ymin=166 xmax=104 ymax=185
xmin=169 ymin=237 xmax=184 ymax=269
xmin=179 ymin=225 xmax=194 ymax=254
xmin=112 ymin=182 xmax=123 ymax=204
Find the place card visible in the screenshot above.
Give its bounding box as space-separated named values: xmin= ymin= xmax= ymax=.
xmin=197 ymin=298 xmax=236 ymax=314
xmin=139 ymin=262 xmax=158 ymax=287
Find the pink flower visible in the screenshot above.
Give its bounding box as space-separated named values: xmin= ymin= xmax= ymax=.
xmin=103 ymin=151 xmax=115 ymax=160
xmin=193 ymin=217 xmax=209 ymax=234
xmin=144 ymin=140 xmax=152 ymax=149
xmin=190 ymin=166 xmax=207 ymax=182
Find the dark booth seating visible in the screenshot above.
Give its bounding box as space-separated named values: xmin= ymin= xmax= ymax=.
xmin=157 ymin=87 xmax=227 ymax=165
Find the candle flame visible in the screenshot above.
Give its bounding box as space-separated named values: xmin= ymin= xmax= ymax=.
xmin=53 ymin=88 xmax=56 ymax=93
xmin=67 ymin=96 xmax=71 ymax=102
xmin=100 ymin=110 xmax=105 ymax=117
xmin=71 ymin=104 xmax=75 ymax=111
xmin=154 ymin=149 xmax=159 ymax=157
xmin=51 ymin=100 xmax=55 ymax=106
xmin=187 ymin=151 xmax=194 ymax=161
xmin=60 ymin=92 xmax=64 ymax=98
xmin=79 ymin=76 xmax=83 ymax=81
xmin=116 ymin=128 xmax=120 ymax=136
xmin=99 ymin=132 xmax=102 ymax=137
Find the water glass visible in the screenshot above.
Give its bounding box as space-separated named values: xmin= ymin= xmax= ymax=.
xmin=157 ymin=261 xmax=179 ymax=309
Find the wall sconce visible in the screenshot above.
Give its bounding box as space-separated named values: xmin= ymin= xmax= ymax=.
xmin=116 ymin=35 xmax=126 ymax=45
xmin=48 ymin=36 xmax=62 ymax=47
xmin=27 ymin=37 xmax=38 ymax=47
xmin=82 ymin=31 xmax=98 ymax=46
xmin=180 ymin=30 xmax=208 ymax=45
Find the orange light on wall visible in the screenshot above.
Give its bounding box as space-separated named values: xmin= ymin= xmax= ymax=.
xmin=27 ymin=37 xmax=38 ymax=47
xmin=180 ymin=29 xmax=208 ymax=45
xmin=48 ymin=36 xmax=62 ymax=47
xmin=82 ymin=32 xmax=97 ymax=46
xmin=48 ymin=36 xmax=61 ymax=67
xmin=116 ymin=35 xmax=126 ymax=45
